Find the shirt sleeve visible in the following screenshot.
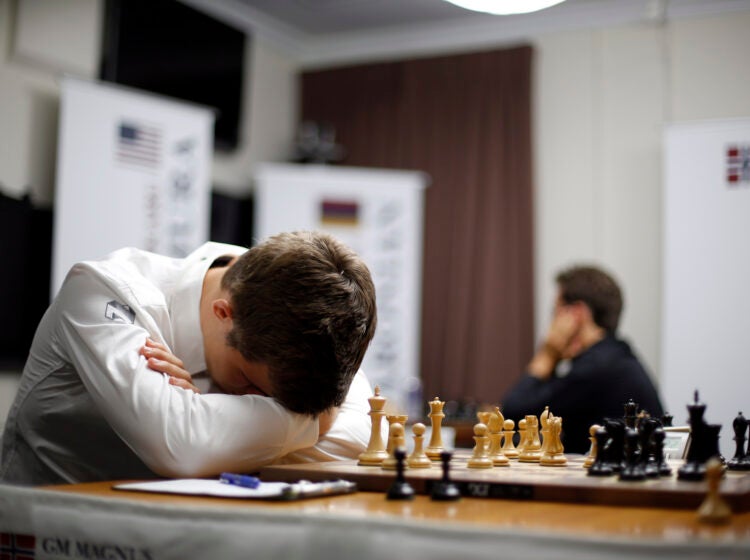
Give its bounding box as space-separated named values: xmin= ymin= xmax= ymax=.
xmin=277 ymin=370 xmax=373 ymax=464
xmin=53 ymin=264 xmax=319 ymax=478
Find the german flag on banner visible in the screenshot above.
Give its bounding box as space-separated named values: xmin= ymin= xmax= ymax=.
xmin=320 ymin=199 xmax=359 ymax=227
xmin=726 ymin=144 xmax=750 ymax=185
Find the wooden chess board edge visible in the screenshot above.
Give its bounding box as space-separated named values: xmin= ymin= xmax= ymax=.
xmin=259 ymin=461 xmax=750 ymax=512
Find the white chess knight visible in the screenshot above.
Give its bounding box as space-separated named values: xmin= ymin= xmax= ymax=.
xmin=519 ymin=415 xmax=542 ymax=462
xmin=540 ymin=415 xmax=567 ymax=466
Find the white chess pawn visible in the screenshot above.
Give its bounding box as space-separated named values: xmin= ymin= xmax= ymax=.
xmin=385 ymin=414 xmax=409 ymax=456
xmin=467 ymin=423 xmax=493 ymax=469
xmin=583 ymin=424 xmax=601 ymax=469
xmin=382 ymin=423 xmax=407 ymax=470
xmin=697 ymin=458 xmax=732 ymax=524
xmin=501 ymin=419 xmax=519 ymax=459
xmin=487 ymin=410 xmax=510 ymax=467
xmin=516 ymin=418 xmax=528 ymax=454
xmin=407 ymin=423 xmax=432 ymax=469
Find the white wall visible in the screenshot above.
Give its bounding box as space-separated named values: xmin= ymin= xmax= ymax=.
xmin=0 ymin=0 xmax=298 ymax=204
xmin=532 ymin=11 xmax=750 ymax=387
xmin=533 ymin=24 xmax=665 ymax=379
xmin=212 ymin=40 xmax=299 ymax=195
xmin=0 ymin=0 xmax=96 ymax=205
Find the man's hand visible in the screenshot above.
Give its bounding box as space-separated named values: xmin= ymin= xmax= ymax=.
xmin=140 ymin=338 xmax=200 ymax=393
xmin=318 ymin=407 xmax=339 ymax=436
xmin=545 ymin=307 xmax=581 ymax=357
xmin=528 ymin=307 xmax=581 ymax=380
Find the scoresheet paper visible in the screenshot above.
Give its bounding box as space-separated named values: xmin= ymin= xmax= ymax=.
xmin=114 ymin=479 xmax=356 ymax=500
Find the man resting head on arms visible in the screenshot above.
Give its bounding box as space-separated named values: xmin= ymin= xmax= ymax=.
xmin=0 ymin=231 xmax=377 ymax=485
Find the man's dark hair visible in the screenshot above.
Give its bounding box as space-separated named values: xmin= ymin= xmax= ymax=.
xmin=221 ymin=231 xmax=377 ymax=416
xmin=556 ymin=265 xmax=623 ymax=334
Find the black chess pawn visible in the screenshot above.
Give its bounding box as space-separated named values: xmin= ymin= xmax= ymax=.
xmin=728 ymin=412 xmax=750 ymax=471
xmin=624 ymin=399 xmax=639 ymax=430
xmin=652 ymin=427 xmax=672 ymax=476
xmin=430 ymin=450 xmax=461 ymax=501
xmin=620 ymin=428 xmax=647 ymax=481
xmin=706 ymin=423 xmax=725 ymax=465
xmin=639 ymin=417 xmax=660 ymax=478
xmin=604 ymin=418 xmax=625 ymax=473
xmin=386 ymin=448 xmax=415 ymax=501
xmin=588 ymin=426 xmax=614 ymax=477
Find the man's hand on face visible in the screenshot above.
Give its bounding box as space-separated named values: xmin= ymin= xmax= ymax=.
xmin=545 ymin=306 xmax=582 ymax=358
xmin=140 ymin=338 xmax=201 ymax=393
xmin=527 ymin=305 xmax=582 ymax=380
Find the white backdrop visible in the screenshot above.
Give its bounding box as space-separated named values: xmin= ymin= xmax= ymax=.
xmin=254 ymin=164 xmax=429 ymax=417
xmin=662 ymin=118 xmax=750 ymax=458
xmin=52 ymin=77 xmax=214 ymax=296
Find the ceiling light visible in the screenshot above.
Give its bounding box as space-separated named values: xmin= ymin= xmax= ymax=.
xmin=443 ymin=0 xmax=567 ymax=15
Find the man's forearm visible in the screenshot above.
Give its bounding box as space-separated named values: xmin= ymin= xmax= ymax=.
xmin=527 ymin=342 xmax=561 ymax=380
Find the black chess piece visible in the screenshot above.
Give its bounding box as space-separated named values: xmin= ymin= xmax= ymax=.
xmin=705 ymin=423 xmax=725 ymax=465
xmin=588 ymin=426 xmax=614 ymax=477
xmin=430 ymin=450 xmax=461 ymax=501
xmin=624 ymin=399 xmax=639 ymax=430
xmin=604 ymin=418 xmax=625 ymax=473
xmin=620 ymin=428 xmax=647 ymax=481
xmin=639 ymin=417 xmax=660 ymax=478
xmin=386 ymin=448 xmax=415 ymax=500
xmin=728 ymin=412 xmax=750 ymax=471
xmin=652 ymin=427 xmax=672 ymax=476
xmin=678 ymin=390 xmax=723 ymax=481
xmin=661 ymin=413 xmax=674 ymax=428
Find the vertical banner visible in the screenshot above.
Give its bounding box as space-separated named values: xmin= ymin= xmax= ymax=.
xmin=254 ymin=164 xmax=429 ymax=417
xmin=52 ymin=77 xmax=214 ymax=296
xmin=662 ymin=118 xmax=750 ymax=458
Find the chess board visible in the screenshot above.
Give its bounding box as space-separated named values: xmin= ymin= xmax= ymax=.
xmin=259 ymin=453 xmax=750 ymax=511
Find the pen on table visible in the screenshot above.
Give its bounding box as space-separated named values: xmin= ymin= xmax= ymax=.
xmin=219 ymin=472 xmax=260 ymax=489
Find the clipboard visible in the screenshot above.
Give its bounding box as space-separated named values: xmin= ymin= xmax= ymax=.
xmin=114 ymin=478 xmax=357 ymax=501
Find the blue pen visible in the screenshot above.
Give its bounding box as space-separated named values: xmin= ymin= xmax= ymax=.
xmin=219 ymin=472 xmax=261 ymax=489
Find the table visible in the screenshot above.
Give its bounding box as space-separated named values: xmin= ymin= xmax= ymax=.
xmin=1 ymin=480 xmax=749 ymax=560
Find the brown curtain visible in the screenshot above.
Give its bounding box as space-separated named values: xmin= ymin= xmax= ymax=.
xmin=300 ymin=45 xmax=535 ymax=404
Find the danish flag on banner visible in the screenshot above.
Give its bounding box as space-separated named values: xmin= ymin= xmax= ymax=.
xmin=0 ymin=533 xmax=35 ymax=560
xmin=726 ymin=144 xmax=750 ymax=185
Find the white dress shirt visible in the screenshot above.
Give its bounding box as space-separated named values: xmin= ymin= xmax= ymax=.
xmin=0 ymin=243 xmax=371 ymax=485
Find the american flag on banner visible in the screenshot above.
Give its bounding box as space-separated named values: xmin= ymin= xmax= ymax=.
xmin=726 ymin=144 xmax=750 ymax=186
xmin=116 ymin=121 xmax=162 ymax=170
xmin=0 ymin=533 xmax=35 ymax=560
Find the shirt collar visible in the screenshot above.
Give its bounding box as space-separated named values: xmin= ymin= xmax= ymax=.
xmin=169 ymin=242 xmax=247 ymax=374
